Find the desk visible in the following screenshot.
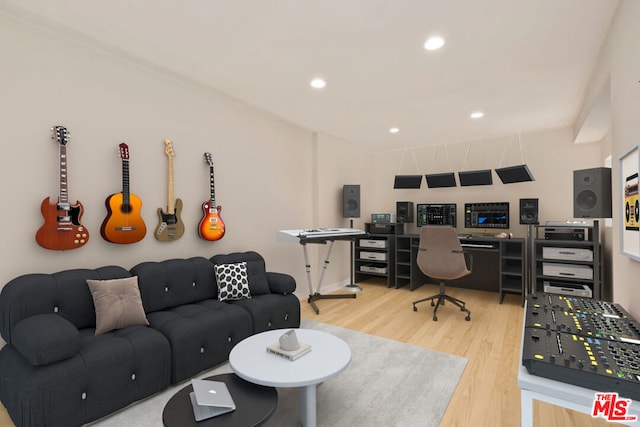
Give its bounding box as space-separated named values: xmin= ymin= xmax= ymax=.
xmin=395 ymin=234 xmax=525 ymax=304
xmin=518 ymin=302 xmax=640 ymax=426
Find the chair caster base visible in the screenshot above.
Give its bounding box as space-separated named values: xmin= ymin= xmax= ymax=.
xmin=433 ymin=316 xmax=438 ymax=321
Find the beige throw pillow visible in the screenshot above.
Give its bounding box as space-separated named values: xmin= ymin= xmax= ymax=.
xmin=86 ymin=276 xmax=149 ymax=335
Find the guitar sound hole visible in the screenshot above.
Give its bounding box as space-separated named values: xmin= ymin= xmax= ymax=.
xmin=121 ymin=204 xmax=133 ymax=214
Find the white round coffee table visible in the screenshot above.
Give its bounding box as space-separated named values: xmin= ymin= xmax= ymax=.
xmin=229 ymin=328 xmax=351 ymax=427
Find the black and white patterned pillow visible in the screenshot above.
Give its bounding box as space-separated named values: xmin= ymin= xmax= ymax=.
xmin=214 ymin=262 xmax=251 ymax=301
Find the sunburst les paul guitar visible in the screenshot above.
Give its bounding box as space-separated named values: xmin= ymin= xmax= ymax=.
xmin=198 ymin=152 xmax=225 ymax=241
xmin=100 ymin=143 xmax=147 ymax=244
xmin=35 ymin=126 xmax=89 ymax=250
xmin=155 ymin=139 xmax=184 ymax=241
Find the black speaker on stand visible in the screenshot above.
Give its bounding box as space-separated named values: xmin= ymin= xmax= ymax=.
xmin=519 ymin=198 xmax=539 ymax=224
xmin=343 ymin=185 xmax=362 ymax=292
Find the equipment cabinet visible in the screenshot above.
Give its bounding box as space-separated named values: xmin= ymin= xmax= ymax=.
xmin=354 ymin=223 xmax=403 ymax=287
xmin=531 ymin=222 xmax=602 ymax=300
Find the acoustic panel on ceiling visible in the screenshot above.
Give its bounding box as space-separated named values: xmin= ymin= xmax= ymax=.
xmin=458 ymin=169 xmax=493 ymax=186
xmin=393 ymin=175 xmax=423 ymax=189
xmin=495 ymin=164 xmax=535 ymax=184
xmin=425 ymin=172 xmax=457 ymax=188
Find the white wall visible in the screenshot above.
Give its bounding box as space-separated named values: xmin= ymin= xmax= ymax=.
xmin=0 ymin=11 xmax=370 ymax=306
xmin=606 ymin=0 xmax=640 ymax=317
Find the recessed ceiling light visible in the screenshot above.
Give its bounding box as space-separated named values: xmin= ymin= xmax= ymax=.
xmin=310 ymin=78 xmax=326 ymax=89
xmin=389 ymin=127 xmax=400 ymax=134
xmin=424 ymin=36 xmax=445 ymax=51
xmin=470 ymin=111 xmax=484 ymax=119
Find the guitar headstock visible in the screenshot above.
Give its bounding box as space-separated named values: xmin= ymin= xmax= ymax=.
xmin=51 ymin=126 xmax=69 ymax=146
xmin=204 ymin=152 xmax=214 ymax=167
xmin=118 ymin=143 xmax=130 ymax=160
xmin=164 ymin=139 xmax=175 ymax=158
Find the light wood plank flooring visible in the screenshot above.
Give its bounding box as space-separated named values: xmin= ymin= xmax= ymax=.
xmin=0 ymin=279 xmax=611 ymax=426
xmin=300 ymin=279 xmax=610 ymax=427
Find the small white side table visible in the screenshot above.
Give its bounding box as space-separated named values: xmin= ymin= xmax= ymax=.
xmin=229 ymin=329 xmax=351 ymax=427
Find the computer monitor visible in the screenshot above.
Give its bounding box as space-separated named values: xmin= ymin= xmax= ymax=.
xmin=464 ymin=202 xmax=509 ymax=229
xmin=416 ymin=203 xmax=457 ymax=227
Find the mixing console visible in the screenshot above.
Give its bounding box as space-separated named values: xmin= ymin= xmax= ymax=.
xmin=523 ymin=293 xmax=640 ymax=401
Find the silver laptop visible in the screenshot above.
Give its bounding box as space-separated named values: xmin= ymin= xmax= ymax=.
xmin=189 ymin=379 xmax=236 ymax=421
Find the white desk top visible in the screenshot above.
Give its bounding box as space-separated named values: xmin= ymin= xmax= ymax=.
xmin=229 ymin=329 xmax=351 ymax=388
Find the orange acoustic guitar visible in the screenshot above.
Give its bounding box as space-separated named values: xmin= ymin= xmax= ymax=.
xmin=198 ymin=152 xmax=225 ymax=241
xmin=155 ymin=139 xmax=185 ymax=241
xmin=36 ymin=126 xmax=89 ymax=250
xmin=100 ymin=143 xmax=147 ymax=244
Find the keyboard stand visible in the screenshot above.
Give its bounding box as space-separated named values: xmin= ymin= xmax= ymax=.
xmin=301 ymin=240 xmax=356 ymax=315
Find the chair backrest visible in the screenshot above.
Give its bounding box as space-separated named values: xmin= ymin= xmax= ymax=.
xmin=416 ymin=226 xmax=471 ymax=281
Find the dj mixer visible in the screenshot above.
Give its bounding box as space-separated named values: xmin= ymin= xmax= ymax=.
xmin=523 ymin=293 xmax=640 ymax=401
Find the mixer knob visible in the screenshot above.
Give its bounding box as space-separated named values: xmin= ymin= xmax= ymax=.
xmin=564 ymin=358 xmax=571 ymax=367
xmin=550 ymin=355 xmax=556 ymax=363
xmin=570 ymin=355 xmax=577 ymax=362
xmin=591 ymin=364 xmax=598 ymax=371
xmin=577 ymin=360 xmax=584 ymax=369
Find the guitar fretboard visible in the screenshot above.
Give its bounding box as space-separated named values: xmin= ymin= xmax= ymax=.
xmin=122 ymin=159 xmax=130 ymax=206
xmin=59 ymin=144 xmax=69 ymax=205
xmin=209 ymin=166 xmax=216 ymax=207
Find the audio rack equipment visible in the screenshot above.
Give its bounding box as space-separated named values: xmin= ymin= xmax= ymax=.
xmin=523 ymin=293 xmax=640 ymax=401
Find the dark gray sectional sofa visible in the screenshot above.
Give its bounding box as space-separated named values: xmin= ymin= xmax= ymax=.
xmin=0 ymin=251 xmax=300 ymax=427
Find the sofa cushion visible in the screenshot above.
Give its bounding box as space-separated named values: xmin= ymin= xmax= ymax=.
xmin=12 ymin=313 xmax=79 ymax=366
xmin=210 ymin=251 xmax=270 ymax=295
xmin=86 ymin=277 xmax=149 ymax=335
xmin=214 ymin=262 xmax=251 ymax=301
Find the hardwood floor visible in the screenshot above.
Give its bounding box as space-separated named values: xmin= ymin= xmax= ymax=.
xmin=0 ymin=280 xmax=611 ymax=426
xmin=300 ymin=279 xmax=610 ymax=427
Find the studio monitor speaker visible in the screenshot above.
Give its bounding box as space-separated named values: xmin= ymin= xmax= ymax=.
xmin=573 ymin=167 xmax=612 ymax=218
xmin=396 ymin=201 xmax=414 ymax=223
xmin=519 ymin=198 xmax=539 ymax=224
xmin=342 ymin=185 xmax=360 ymax=218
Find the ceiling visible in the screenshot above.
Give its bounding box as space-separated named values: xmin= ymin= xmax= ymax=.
xmin=1 ymin=0 xmax=619 ymax=151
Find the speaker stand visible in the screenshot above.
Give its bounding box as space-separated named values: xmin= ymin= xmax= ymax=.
xmin=343 ymin=218 xmax=362 ymax=293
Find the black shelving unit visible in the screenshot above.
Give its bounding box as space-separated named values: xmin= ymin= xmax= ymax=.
xmin=531 ymin=222 xmax=602 ymax=300
xmin=355 ymin=223 xmax=404 ymax=287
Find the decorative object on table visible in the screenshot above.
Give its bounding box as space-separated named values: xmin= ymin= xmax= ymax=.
xmin=100 ymin=143 xmax=147 ymax=244
xmin=266 ymin=329 xmax=311 ymax=361
xmin=155 ymin=139 xmax=185 ymax=241
xmin=199 ymin=152 xmax=225 ymax=241
xmin=36 ymin=125 xmax=89 ymax=250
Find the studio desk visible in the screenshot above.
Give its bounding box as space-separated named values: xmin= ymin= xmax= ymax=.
xmin=394 ymin=234 xmax=526 ymax=304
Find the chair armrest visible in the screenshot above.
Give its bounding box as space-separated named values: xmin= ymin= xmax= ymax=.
xmin=266 ymin=272 xmax=297 ymax=295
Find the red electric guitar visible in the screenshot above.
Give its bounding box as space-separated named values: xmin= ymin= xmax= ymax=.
xmin=100 ymin=143 xmax=147 ymax=244
xmin=36 ymin=126 xmax=89 ymax=250
xmin=198 ymin=152 xmax=225 ymax=241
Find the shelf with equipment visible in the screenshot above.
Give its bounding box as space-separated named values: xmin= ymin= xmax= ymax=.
xmin=355 ymin=222 xmax=404 ymax=287
xmin=531 ymin=221 xmax=601 ymax=300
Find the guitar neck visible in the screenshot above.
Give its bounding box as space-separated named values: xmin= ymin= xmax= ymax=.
xmin=209 ymin=166 xmax=216 ymax=207
xmin=122 ymin=159 xmax=130 ymax=206
xmin=59 ymin=144 xmax=69 ymax=205
xmin=167 ymin=157 xmax=175 ymax=213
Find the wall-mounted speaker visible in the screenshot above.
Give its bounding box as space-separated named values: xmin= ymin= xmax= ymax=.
xmin=342 ymin=185 xmax=360 ymax=218
xmin=519 ymin=198 xmax=539 ymax=224
xmin=573 ymin=168 xmax=612 ymax=218
xmin=396 ymin=201 xmax=414 ymax=223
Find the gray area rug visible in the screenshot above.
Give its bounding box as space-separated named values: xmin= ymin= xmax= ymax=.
xmin=88 ymin=320 xmax=467 ymax=427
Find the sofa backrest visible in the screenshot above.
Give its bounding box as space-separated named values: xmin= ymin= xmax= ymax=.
xmin=209 ymin=251 xmax=271 ymax=295
xmin=131 ymin=257 xmax=217 ymax=313
xmin=0 ymin=266 xmax=131 ymax=343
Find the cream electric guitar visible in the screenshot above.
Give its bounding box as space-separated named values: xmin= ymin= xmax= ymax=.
xmin=155 ymin=139 xmax=185 ymax=241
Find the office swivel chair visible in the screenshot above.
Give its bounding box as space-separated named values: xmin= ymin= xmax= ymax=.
xmin=412 ymin=225 xmax=472 ymax=321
